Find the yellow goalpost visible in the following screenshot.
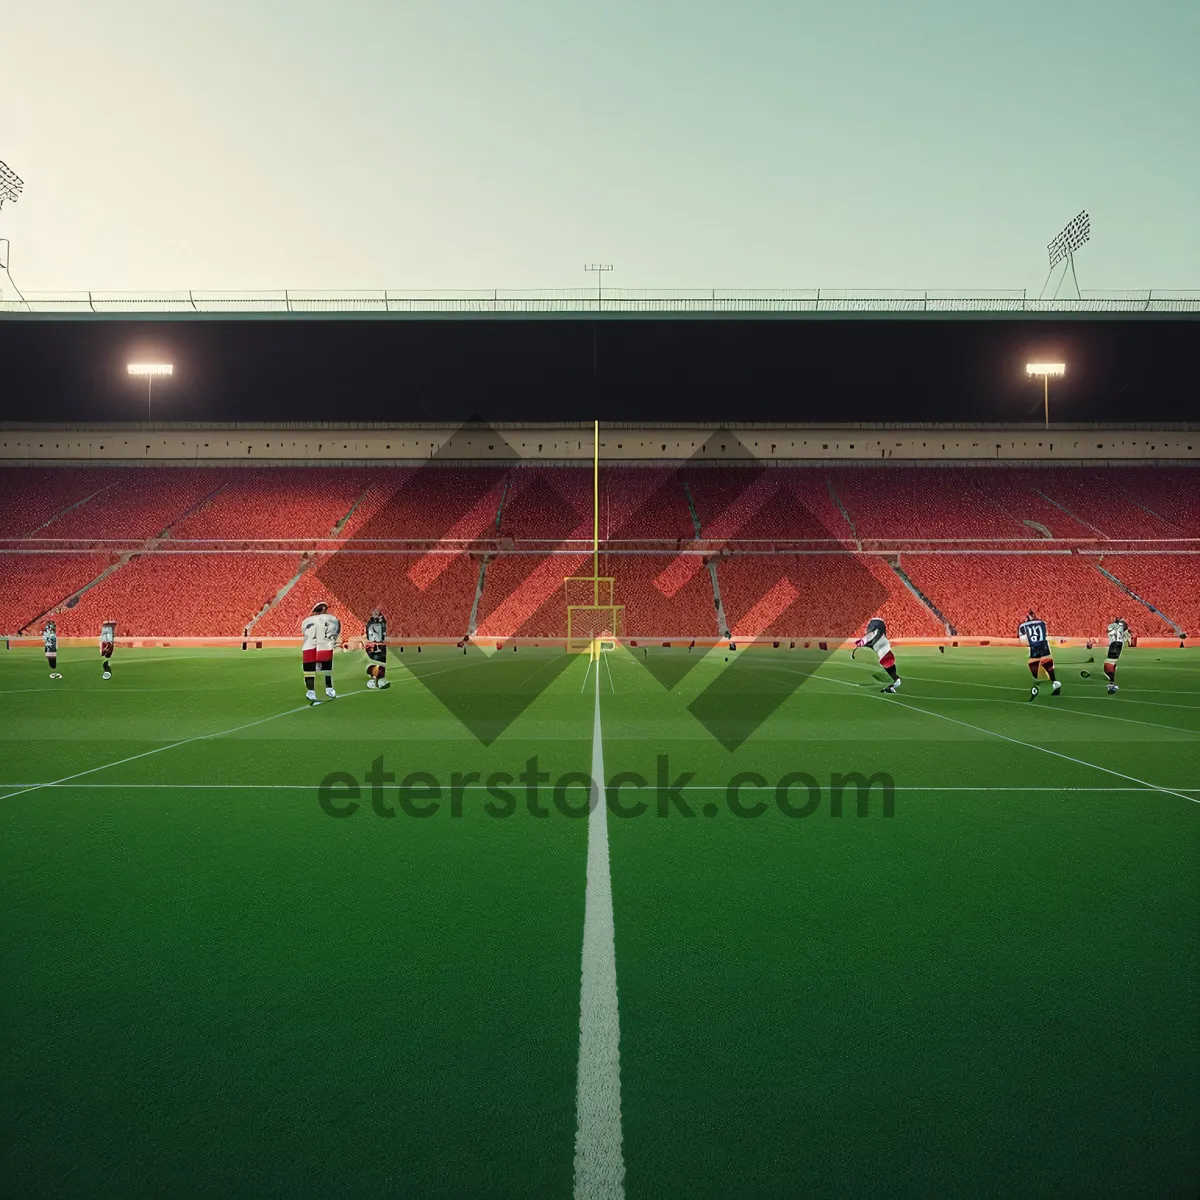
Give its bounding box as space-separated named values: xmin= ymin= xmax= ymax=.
xmin=564 ymin=420 xmax=623 ymax=659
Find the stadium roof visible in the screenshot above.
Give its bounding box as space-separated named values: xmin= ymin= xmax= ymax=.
xmin=3 ymin=287 xmax=1199 ymax=318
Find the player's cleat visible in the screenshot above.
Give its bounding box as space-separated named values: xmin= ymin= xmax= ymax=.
xmin=1107 ymin=683 xmax=1118 ymax=693
xmin=377 ymin=679 xmax=390 ymax=689
xmin=881 ymin=684 xmax=898 ymax=693
xmin=49 ymin=672 xmax=62 ymax=679
xmin=102 ymin=670 xmax=111 ymax=680
xmin=306 ymin=689 xmax=320 ymax=705
xmin=1052 ymin=681 xmax=1061 ymax=695
xmin=366 ymin=678 xmax=377 ymax=689
xmin=325 ymin=687 xmax=337 ymax=699
xmin=1029 ymin=686 xmax=1039 ymax=700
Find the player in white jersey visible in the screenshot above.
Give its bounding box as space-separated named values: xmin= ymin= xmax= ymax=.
xmin=854 ymin=617 xmax=901 ymax=693
xmin=1104 ymin=618 xmax=1131 ymax=693
xmin=99 ymin=620 xmax=116 ymax=680
xmin=43 ymin=620 xmax=62 ymax=679
xmin=364 ymin=609 xmax=390 ymax=690
xmin=301 ymin=602 xmax=341 ymax=704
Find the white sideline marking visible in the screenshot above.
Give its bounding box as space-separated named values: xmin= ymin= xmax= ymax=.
xmin=821 ymin=692 xmax=1200 ymax=737
xmin=1 ymin=784 xmax=1196 ymax=794
xmin=573 ymin=660 xmax=625 ymax=1199
xmin=886 ymin=697 xmax=1200 ymax=806
xmin=942 ymin=697 xmax=1198 ymax=737
xmin=0 ymin=690 xmax=368 ymax=802
xmin=900 ymin=672 xmax=1200 ymax=697
xmin=744 ymin=658 xmax=1200 ymax=726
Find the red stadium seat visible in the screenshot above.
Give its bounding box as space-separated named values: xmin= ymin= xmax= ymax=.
xmin=2 ymin=465 xmax=1195 ymax=639
xmin=1094 ymin=554 xmax=1199 ymax=636
xmin=0 ymin=553 xmax=119 ymax=633
xmin=899 ymin=554 xmax=1175 ymax=638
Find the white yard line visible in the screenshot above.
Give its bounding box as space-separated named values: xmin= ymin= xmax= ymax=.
xmin=900 ymin=672 xmax=1200 ymax=698
xmin=0 ymin=703 xmax=323 ymax=801
xmin=0 ymin=658 xmax=494 ymax=802
xmin=884 ymin=696 xmax=1200 ymax=806
xmin=741 ymin=659 xmax=1200 ymax=726
xmin=0 ymin=689 xmax=369 ymax=802
xmin=0 ymin=783 xmax=1195 ymax=794
xmin=870 ymin=694 xmax=1199 ymax=737
xmin=602 ymin=651 xmax=616 ymax=694
xmin=765 ymin=661 xmax=1199 ymax=802
xmin=573 ymin=661 xmax=625 ymax=1199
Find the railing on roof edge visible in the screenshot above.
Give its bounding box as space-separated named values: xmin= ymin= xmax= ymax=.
xmin=2 ymin=288 xmax=1200 ymax=314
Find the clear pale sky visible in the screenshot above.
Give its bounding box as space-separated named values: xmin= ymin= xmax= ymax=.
xmin=2 ymin=0 xmax=1197 ymax=294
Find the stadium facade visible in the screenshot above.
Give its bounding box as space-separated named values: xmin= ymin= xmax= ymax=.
xmin=1 ymin=421 xmax=1198 ymax=466
xmin=2 ymin=289 xmax=1195 ymax=644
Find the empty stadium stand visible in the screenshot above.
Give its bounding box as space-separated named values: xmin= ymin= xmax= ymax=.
xmin=475 ymin=552 xmax=593 ymax=639
xmin=342 ymin=468 xmax=507 ymax=542
xmin=255 ymin=552 xmax=482 ymax=640
xmin=687 ymin=468 xmax=854 ymax=544
xmin=831 ymin=468 xmax=1023 ymax=541
xmin=1112 ymin=469 xmax=1200 ymax=536
xmin=1093 ymin=554 xmax=1199 ymax=636
xmin=52 ymin=553 xmax=306 ymax=638
xmin=0 ymin=469 xmax=119 ymax=537
xmin=898 ymin=554 xmax=1177 ymax=640
xmin=1 ymin=462 xmax=1195 ymax=640
xmin=716 ymin=553 xmax=944 ymax=639
xmin=1 ymin=552 xmax=120 ymax=633
xmin=169 ymin=468 xmax=374 ymax=539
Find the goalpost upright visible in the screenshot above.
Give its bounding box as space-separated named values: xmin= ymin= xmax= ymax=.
xmin=565 ymin=419 xmax=622 ymax=658
xmin=594 ymin=417 xmax=599 ymax=606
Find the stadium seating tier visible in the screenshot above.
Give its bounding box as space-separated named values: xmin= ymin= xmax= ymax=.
xmin=2 ymin=465 xmax=1195 ymax=639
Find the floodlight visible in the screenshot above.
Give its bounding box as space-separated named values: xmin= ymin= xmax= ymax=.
xmin=1047 ymin=211 xmax=1090 ymax=268
xmin=127 ymin=362 xmax=174 ymax=419
xmin=0 ymin=160 xmax=23 ymax=208
xmin=1026 ymin=363 xmax=1065 ymax=426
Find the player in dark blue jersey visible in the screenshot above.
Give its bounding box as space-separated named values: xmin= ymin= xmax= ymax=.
xmin=43 ymin=621 xmax=62 ymax=679
xmin=364 ymin=609 xmax=390 ymax=690
xmin=99 ymin=620 xmax=116 ymax=680
xmin=1018 ymin=610 xmax=1060 ymax=700
xmin=1104 ymin=618 xmax=1131 ymax=693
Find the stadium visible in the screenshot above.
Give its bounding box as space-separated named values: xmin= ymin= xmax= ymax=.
xmin=1 ymin=290 xmax=1198 ymax=1198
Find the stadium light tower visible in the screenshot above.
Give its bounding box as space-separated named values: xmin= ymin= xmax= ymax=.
xmin=1026 ymin=362 xmax=1065 ymax=426
xmin=584 ymin=263 xmax=613 ymax=309
xmin=127 ymin=363 xmax=174 ymax=420
xmin=0 ymin=160 xmax=22 ymax=209
xmin=1040 ymin=211 xmax=1090 ymax=300
xmin=0 ymin=159 xmax=27 ymax=306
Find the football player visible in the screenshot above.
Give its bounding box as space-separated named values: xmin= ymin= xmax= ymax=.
xmin=855 ymin=616 xmax=901 ymax=693
xmin=301 ymin=602 xmax=341 ymax=704
xmin=100 ymin=619 xmax=116 ymax=680
xmin=1104 ymin=617 xmax=1131 ymax=693
xmin=44 ymin=620 xmax=62 ymax=679
xmin=364 ymin=608 xmax=390 ymax=690
xmin=1018 ymin=610 xmax=1059 ymax=699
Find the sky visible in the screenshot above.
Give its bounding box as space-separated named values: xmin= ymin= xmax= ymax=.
xmin=2 ymin=0 xmax=1199 ymax=299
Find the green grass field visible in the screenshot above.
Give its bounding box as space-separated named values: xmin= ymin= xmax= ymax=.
xmin=2 ymin=642 xmax=1198 ymax=1198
